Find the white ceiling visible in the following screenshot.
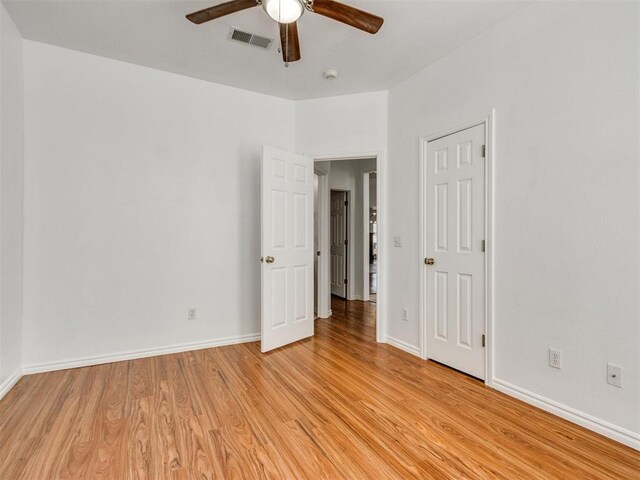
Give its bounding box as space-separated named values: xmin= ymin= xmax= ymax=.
xmin=3 ymin=0 xmax=532 ymax=100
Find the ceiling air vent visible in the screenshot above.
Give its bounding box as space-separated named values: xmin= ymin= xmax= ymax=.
xmin=229 ymin=28 xmax=274 ymax=50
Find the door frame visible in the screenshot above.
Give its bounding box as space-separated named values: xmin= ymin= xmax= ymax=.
xmin=362 ymin=170 xmax=376 ymax=302
xmin=314 ymin=164 xmax=331 ymax=318
xmin=419 ymin=111 xmax=495 ymax=386
xmin=311 ymin=151 xmax=386 ymax=344
xmin=329 ymin=188 xmax=352 ymax=300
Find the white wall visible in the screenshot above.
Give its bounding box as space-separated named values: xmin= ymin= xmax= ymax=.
xmin=0 ymin=4 xmax=24 ymax=391
xmin=22 ymin=41 xmax=295 ymax=368
xmin=387 ymin=0 xmax=639 ymax=440
xmin=21 ymin=45 xmax=388 ymax=370
xmin=295 ymin=91 xmax=388 ymax=156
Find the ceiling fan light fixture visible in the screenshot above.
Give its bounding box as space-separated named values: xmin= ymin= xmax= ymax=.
xmin=263 ymin=0 xmax=304 ymax=24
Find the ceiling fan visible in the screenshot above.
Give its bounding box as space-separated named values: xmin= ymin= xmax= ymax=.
xmin=186 ymin=0 xmax=384 ymax=63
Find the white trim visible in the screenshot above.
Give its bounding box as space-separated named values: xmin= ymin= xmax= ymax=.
xmin=0 ymin=369 xmax=23 ymax=400
xmin=493 ymin=378 xmax=640 ymax=451
xmin=376 ymin=151 xmax=387 ymax=343
xmin=313 ymin=167 xmax=331 ymax=319
xmin=419 ymin=111 xmax=495 ymax=385
xmin=22 ymin=333 xmax=260 ymax=375
xmin=362 ymin=172 xmax=370 ymax=302
xmin=485 ymin=111 xmax=496 ymax=386
xmin=361 ymin=170 xmax=376 ymax=303
xmin=310 ymin=151 xmax=387 ymax=344
xmin=386 ymin=336 xmax=421 ymax=357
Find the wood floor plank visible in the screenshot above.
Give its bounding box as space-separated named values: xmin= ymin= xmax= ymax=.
xmin=0 ymin=298 xmax=638 ymax=479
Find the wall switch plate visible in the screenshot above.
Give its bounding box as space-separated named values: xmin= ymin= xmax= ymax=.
xmin=401 ymin=308 xmax=408 ymax=321
xmin=607 ymin=363 xmax=622 ymax=387
xmin=188 ymin=307 xmax=197 ymax=321
xmin=393 ymin=236 xmax=402 ymax=247
xmin=549 ymin=348 xmax=562 ymax=369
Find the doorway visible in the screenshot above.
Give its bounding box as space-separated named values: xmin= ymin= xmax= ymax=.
xmin=313 ymin=155 xmax=382 ymax=340
xmin=420 ymin=114 xmax=494 ymax=382
xmin=261 ymin=147 xmax=387 ymax=352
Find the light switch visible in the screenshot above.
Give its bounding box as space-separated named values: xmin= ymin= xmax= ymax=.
xmin=393 ymin=236 xmax=402 ymax=247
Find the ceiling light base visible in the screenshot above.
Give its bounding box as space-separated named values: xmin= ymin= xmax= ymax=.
xmin=263 ymin=0 xmax=304 ymax=24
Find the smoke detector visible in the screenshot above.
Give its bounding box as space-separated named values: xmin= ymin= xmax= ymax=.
xmin=323 ymin=69 xmax=339 ymax=80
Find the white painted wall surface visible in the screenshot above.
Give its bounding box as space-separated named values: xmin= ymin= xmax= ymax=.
xmin=22 ymin=41 xmax=295 ymax=368
xmin=295 ymin=91 xmax=388 ymax=156
xmin=387 ymin=1 xmax=639 ymax=437
xmin=0 ymin=4 xmax=24 ymax=390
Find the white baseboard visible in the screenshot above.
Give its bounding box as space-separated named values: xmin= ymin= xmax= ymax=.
xmin=22 ymin=333 xmax=261 ymax=375
xmin=492 ymin=378 xmax=640 ymax=451
xmin=0 ymin=368 xmax=23 ymax=401
xmin=385 ymin=336 xmax=421 ymax=357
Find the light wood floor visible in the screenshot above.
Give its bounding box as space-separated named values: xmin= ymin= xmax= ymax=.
xmin=1 ymin=299 xmax=638 ymax=479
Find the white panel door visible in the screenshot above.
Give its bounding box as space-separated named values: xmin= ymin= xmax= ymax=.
xmin=425 ymin=124 xmax=485 ymax=379
xmin=330 ymin=191 xmax=348 ymax=298
xmin=261 ymin=146 xmax=314 ymax=352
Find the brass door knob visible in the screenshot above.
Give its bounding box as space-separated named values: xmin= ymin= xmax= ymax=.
xmin=424 ymin=257 xmax=435 ymax=265
xmin=265 ymin=256 xmax=275 ymax=264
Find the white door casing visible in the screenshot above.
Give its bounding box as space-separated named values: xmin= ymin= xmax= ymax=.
xmin=425 ymin=124 xmax=486 ymax=379
xmin=261 ymin=146 xmax=314 ymax=353
xmin=330 ymin=191 xmax=348 ymax=298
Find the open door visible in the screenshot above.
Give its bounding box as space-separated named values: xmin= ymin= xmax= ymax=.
xmin=261 ymin=146 xmax=314 ymax=352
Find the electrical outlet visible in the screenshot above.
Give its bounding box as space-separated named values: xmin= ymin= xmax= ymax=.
xmin=549 ymin=348 xmax=562 ymax=369
xmin=188 ymin=307 xmax=197 ymax=321
xmin=401 ymin=308 xmax=408 ymax=321
xmin=607 ymin=363 xmax=622 ymax=388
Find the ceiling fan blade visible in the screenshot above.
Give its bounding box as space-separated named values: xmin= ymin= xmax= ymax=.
xmin=186 ymin=0 xmax=257 ymax=24
xmin=280 ymin=22 xmax=301 ymax=63
xmin=312 ymin=0 xmax=383 ymax=34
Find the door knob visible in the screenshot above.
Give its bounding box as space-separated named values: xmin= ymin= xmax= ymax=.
xmin=265 ymin=256 xmax=275 ymax=264
xmin=424 ymin=257 xmax=435 ymax=265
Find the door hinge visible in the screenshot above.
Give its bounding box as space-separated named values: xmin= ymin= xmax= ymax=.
xmin=344 ymin=200 xmax=349 ymax=206
xmin=481 ymin=145 xmax=486 ymax=158
xmin=481 ymin=240 xmax=486 ymax=252
xmin=482 ymin=334 xmax=486 ymax=347
xmin=344 ymin=278 xmax=348 ymax=285
xmin=345 ymin=239 xmax=348 ymax=246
